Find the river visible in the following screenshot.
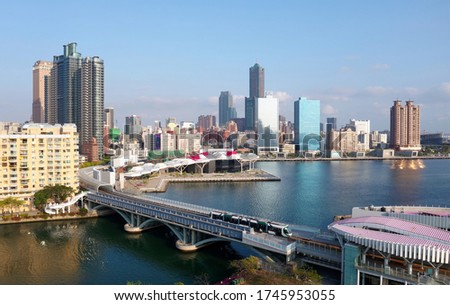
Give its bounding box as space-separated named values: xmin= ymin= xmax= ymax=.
xmin=1 ymin=159 xmax=449 ymax=284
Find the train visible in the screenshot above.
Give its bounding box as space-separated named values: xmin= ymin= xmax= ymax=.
xmin=210 ymin=211 xmax=292 ymax=238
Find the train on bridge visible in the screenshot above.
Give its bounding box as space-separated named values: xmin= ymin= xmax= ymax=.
xmin=210 ymin=211 xmax=292 ymax=238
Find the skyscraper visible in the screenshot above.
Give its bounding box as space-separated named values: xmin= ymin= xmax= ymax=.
xmin=256 ymin=96 xmax=279 ymax=154
xmin=125 ymin=115 xmax=142 ymax=139
xmin=32 ymin=60 xmax=53 ymax=123
xmin=246 ymin=63 xmax=265 ymax=133
xmin=51 ymin=42 xmax=83 ymax=125
xmin=249 ymin=63 xmax=264 ymax=98
xmin=294 ymin=97 xmax=321 ymax=153
xmin=326 ymin=117 xmax=337 ymax=131
xmin=390 ymin=100 xmax=421 ymax=150
xmin=104 ymin=107 xmax=115 ymax=128
xmin=245 ymin=97 xmax=256 ymax=131
xmin=36 ymin=43 xmax=105 ymax=159
xmin=218 ymin=91 xmax=236 ymax=127
xmin=80 ymin=56 xmax=104 ymax=156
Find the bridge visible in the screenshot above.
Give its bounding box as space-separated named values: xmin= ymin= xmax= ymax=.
xmin=78 ymin=167 xmax=342 ymax=267
xmin=45 ymin=191 xmax=89 ymax=214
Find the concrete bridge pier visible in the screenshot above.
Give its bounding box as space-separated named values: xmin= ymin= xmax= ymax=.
xmin=123 ymin=213 xmax=162 ymax=233
xmin=168 ymin=225 xmax=224 ymax=252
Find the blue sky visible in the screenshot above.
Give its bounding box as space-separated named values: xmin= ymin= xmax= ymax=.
xmin=0 ymin=0 xmax=449 ymax=132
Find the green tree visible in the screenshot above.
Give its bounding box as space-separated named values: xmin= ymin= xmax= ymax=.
xmin=229 ymin=256 xmax=261 ymax=275
xmin=34 ymin=185 xmax=75 ymax=211
xmin=0 ymin=197 xmax=25 ymax=214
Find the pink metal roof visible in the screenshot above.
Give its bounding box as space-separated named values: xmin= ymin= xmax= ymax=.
xmin=333 ymin=216 xmax=450 ymax=244
xmin=331 ymin=223 xmax=450 ymax=252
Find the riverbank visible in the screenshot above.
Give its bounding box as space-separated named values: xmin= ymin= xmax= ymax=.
xmin=123 ymin=169 xmax=280 ymax=194
xmin=0 ymin=209 xmax=113 ymax=226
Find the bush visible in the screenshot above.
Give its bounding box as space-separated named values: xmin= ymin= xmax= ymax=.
xmin=79 ymin=208 xmax=88 ymax=216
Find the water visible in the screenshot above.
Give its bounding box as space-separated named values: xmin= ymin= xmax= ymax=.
xmin=1 ymin=159 xmax=449 ymax=284
xmin=0 ymin=217 xmax=239 ymax=284
xmin=155 ymin=159 xmax=450 ymax=229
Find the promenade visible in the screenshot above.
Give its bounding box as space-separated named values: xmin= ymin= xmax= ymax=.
xmin=122 ymin=169 xmax=280 ymax=194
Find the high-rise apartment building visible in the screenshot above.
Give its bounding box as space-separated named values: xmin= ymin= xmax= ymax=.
xmin=104 ymin=107 xmax=115 ymax=129
xmin=35 ymin=43 xmax=104 ymax=160
xmin=80 ymin=56 xmax=104 ymax=156
xmin=0 ymin=123 xmax=79 ymax=208
xmin=32 ymin=61 xmax=53 ymax=123
xmin=390 ymin=100 xmax=421 ymax=150
xmin=197 ymin=115 xmax=216 ymax=132
xmin=249 ymin=63 xmax=265 ymax=98
xmin=294 ymin=97 xmax=321 ymax=153
xmin=218 ymin=91 xmax=236 ymax=127
xmin=50 ymin=43 xmax=83 ymax=125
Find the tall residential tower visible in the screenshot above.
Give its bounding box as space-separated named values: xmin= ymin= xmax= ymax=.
xmin=33 ymin=43 xmax=105 ymax=160
xmin=390 ymin=100 xmax=421 ymax=150
xmin=32 ymin=61 xmax=53 ymax=123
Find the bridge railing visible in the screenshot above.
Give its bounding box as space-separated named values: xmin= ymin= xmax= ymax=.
xmin=356 ymin=260 xmax=419 ymax=283
xmin=296 ymin=240 xmax=341 ymax=262
xmin=87 ymin=191 xmax=252 ymax=239
xmin=243 ymin=231 xmax=296 ymax=254
xmin=144 ymin=194 xmax=214 ymax=214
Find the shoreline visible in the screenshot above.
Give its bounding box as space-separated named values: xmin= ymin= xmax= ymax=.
xmin=0 ymin=210 xmax=113 ymax=226
xmin=123 ymin=169 xmax=281 ymax=194
xmin=256 ymin=155 xmax=450 ymax=162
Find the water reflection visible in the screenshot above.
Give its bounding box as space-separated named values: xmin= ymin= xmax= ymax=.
xmin=391 ymin=159 xmax=426 ymax=170
xmin=387 ymin=159 xmax=426 ymax=205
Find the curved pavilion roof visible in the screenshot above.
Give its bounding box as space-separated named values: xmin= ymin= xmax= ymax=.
xmin=124 ymin=151 xmax=258 ymax=178
xmin=328 ymin=216 xmax=450 ymax=264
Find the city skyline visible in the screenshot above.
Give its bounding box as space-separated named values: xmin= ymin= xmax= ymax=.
xmin=0 ymin=1 xmax=449 ymax=132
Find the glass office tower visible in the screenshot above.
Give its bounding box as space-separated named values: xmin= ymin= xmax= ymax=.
xmin=294 ymin=97 xmax=321 ymax=153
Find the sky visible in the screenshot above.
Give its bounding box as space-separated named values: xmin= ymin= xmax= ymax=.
xmin=0 ymin=0 xmax=449 ymax=132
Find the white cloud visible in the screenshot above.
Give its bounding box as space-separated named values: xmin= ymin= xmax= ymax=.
xmin=271 ymin=91 xmax=292 ymax=103
xmin=207 ymin=96 xmax=218 ymax=106
xmin=340 ymin=66 xmax=352 ymax=73
xmin=322 ymin=104 xmax=337 ymax=116
xmin=373 ymin=63 xmax=390 ymax=71
xmin=439 ymin=82 xmax=450 ymax=95
xmin=365 ymin=86 xmax=392 ymax=96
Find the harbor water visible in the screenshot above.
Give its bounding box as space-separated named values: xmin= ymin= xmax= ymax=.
xmin=1 ymin=159 xmax=450 ymax=284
